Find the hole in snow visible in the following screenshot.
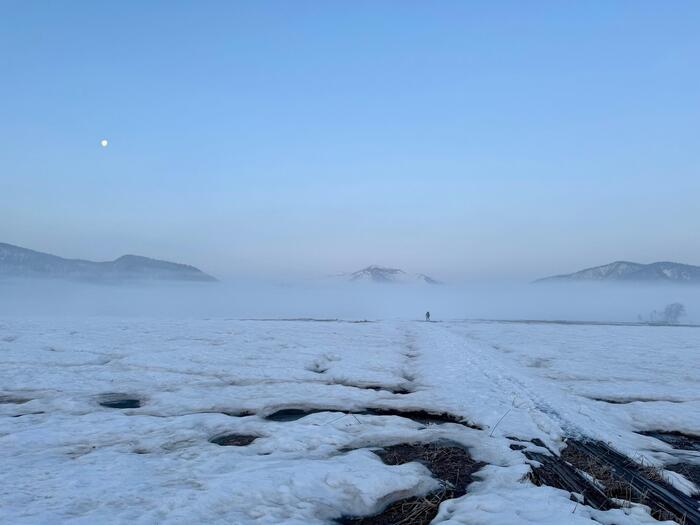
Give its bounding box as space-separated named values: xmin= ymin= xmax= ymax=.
xmin=363 ymin=408 xmax=481 ymax=430
xmin=210 ymin=433 xmax=259 ymax=446
xmin=339 ymin=441 xmax=485 ymax=525
xmin=306 ymin=363 xmax=328 ymax=374
xmin=327 ymin=380 xmax=413 ymax=395
xmin=589 ymin=397 xmax=684 ymax=405
xmin=12 ymin=411 xmax=44 ymax=417
xmin=264 ymin=406 xmax=480 ymax=429
xmin=265 ymin=408 xmax=327 ymax=422
xmin=98 ymin=393 xmax=141 ymax=409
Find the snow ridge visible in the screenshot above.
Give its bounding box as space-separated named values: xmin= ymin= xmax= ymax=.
xmin=0 ymin=242 xmax=217 ymax=282
xmin=536 ymin=260 xmax=700 ymax=284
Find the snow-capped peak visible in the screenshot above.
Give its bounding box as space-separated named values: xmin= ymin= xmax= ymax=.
xmin=346 ymin=265 xmax=441 ymax=285
xmin=536 ymin=260 xmax=700 ymax=284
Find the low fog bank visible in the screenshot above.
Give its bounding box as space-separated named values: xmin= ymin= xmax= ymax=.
xmin=1 ymin=278 xmax=698 ymax=324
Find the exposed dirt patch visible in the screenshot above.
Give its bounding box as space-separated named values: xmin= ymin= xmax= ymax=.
xmin=98 ymin=393 xmax=142 ymax=409
xmin=265 ymin=408 xmax=327 ymax=422
xmin=339 ymin=441 xmax=485 ymax=525
xmin=526 ymin=439 xmax=700 ymax=524
xmin=210 ymin=433 xmax=259 ymax=446
xmin=526 ymin=447 xmax=610 ymax=511
xmin=640 ymin=431 xmax=700 ymax=452
xmin=264 ymin=406 xmax=481 ymax=429
xmin=363 ymin=408 xmax=482 ymax=430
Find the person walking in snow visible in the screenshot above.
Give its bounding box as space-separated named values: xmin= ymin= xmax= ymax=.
xmin=425 ymin=311 xmax=430 ymax=322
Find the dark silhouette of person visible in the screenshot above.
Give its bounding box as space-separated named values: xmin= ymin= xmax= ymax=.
xmin=425 ymin=311 xmax=430 ymax=321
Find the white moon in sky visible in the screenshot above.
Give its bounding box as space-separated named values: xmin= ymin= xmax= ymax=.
xmin=100 ymin=139 xmax=108 ymax=147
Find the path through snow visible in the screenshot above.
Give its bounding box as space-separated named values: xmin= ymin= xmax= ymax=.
xmin=1 ymin=318 xmax=698 ymax=523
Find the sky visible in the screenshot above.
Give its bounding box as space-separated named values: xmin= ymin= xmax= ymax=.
xmin=1 ymin=1 xmax=699 ymax=281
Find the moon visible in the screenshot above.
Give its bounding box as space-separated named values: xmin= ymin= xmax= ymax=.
xmin=100 ymin=139 xmax=109 ymax=147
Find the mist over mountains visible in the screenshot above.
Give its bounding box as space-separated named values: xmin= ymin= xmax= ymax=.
xmin=0 ymin=242 xmax=216 ymax=282
xmin=537 ymin=261 xmax=700 ymax=284
xmin=343 ymin=265 xmax=441 ymax=285
xmin=5 ymin=241 xmax=700 ymax=290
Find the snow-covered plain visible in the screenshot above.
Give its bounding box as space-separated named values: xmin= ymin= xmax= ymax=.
xmin=1 ymin=318 xmax=698 ymax=524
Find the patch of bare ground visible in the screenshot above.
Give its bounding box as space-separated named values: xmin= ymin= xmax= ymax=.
xmin=210 ymin=433 xmax=259 ymax=446
xmin=526 ymin=439 xmax=700 ymax=524
xmin=264 ymin=406 xmax=481 ymax=429
xmin=363 ymin=408 xmax=482 ymax=430
xmin=265 ymin=408 xmax=326 ymax=422
xmin=98 ymin=393 xmax=142 ymax=409
xmin=338 ymin=441 xmax=485 ymax=525
xmin=640 ymin=431 xmax=700 ymax=452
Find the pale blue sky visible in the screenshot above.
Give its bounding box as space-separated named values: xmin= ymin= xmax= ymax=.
xmin=2 ymin=1 xmax=699 ymax=279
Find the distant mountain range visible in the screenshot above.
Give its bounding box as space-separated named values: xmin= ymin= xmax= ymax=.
xmin=536 ymin=261 xmax=700 ymax=284
xmin=344 ymin=265 xmax=441 ymax=285
xmin=0 ymin=243 xmax=217 ymax=282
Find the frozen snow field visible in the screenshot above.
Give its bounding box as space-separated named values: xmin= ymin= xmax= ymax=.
xmin=1 ymin=318 xmax=699 ymax=524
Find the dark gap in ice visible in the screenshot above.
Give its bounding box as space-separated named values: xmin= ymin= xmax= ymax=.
xmin=210 ymin=433 xmax=259 ymax=446
xmin=338 ymin=441 xmax=485 ymax=525
xmin=510 ymin=443 xmax=527 ymax=451
xmin=264 ymin=406 xmax=481 ymax=429
xmin=639 ymin=431 xmax=700 ymax=452
xmin=11 ymin=411 xmax=44 ymax=417
xmin=221 ymin=410 xmax=256 ymax=417
xmin=526 ymin=439 xmax=700 ymax=524
xmin=100 ymin=399 xmax=141 ymax=409
xmin=98 ymin=393 xmax=141 ymax=409
xmin=362 ymin=408 xmax=482 ymax=430
xmin=589 ymin=397 xmax=635 ymax=404
xmin=590 ymin=397 xmax=684 ymax=405
xmin=265 ymin=408 xmax=328 ymax=422
xmin=0 ymin=395 xmax=31 ymax=404
xmin=328 ymin=381 xmax=413 ymax=395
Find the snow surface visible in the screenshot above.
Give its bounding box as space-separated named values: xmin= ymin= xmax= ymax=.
xmin=1 ymin=318 xmax=698 ymax=524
